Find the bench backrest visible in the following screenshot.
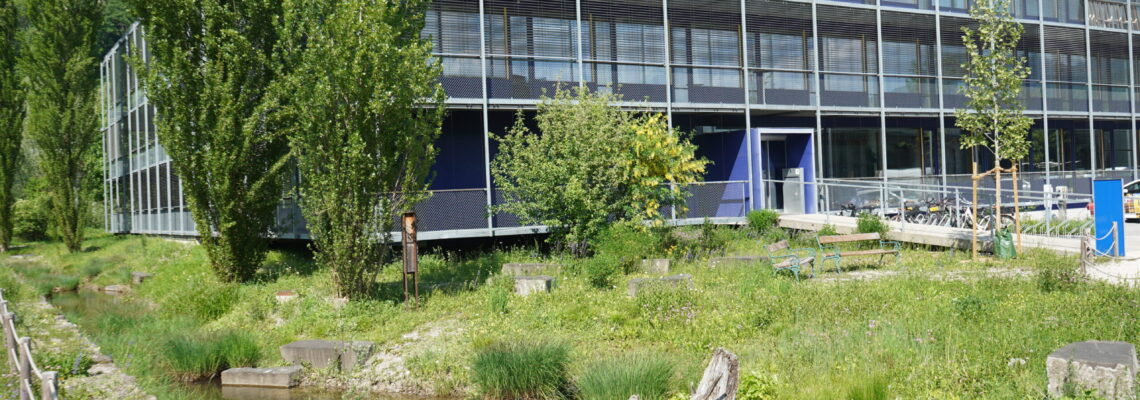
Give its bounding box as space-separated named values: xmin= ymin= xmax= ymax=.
xmin=766 ymin=240 xmax=789 ymax=253
xmin=818 ymin=232 xmax=881 ymax=244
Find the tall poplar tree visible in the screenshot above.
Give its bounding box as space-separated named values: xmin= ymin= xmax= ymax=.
xmin=129 ymin=0 xmax=291 ymax=282
xmin=0 ymin=0 xmax=22 ymax=252
xmin=278 ymin=0 xmax=445 ymax=298
xmin=18 ymin=0 xmax=103 ymax=253
xmin=955 ymin=0 xmax=1032 ymax=229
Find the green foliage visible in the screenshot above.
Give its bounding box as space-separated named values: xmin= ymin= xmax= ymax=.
xmin=636 ymin=284 xmax=697 ymax=327
xmin=951 ymin=294 xmax=990 ymax=320
xmin=492 ymin=87 xmax=706 ymax=254
xmin=737 ymin=369 xmax=778 ymax=400
xmin=818 ymin=224 xmax=839 ymax=237
xmin=585 ymin=223 xmax=661 ymax=287
xmin=37 ymin=350 xmax=92 ymax=379
xmin=128 ymin=0 xmax=292 ymax=282
xmin=277 ymin=0 xmax=444 ymax=298
xmin=161 ymin=281 xmax=239 ymax=321
xmin=1036 ymin=259 xmax=1085 ymax=292
xmin=12 ymin=197 xmax=49 ymax=241
xmin=161 ymin=331 xmax=260 ymax=382
xmin=0 ymin=0 xmax=21 ymax=252
xmin=16 ymin=0 xmax=102 ymax=253
xmin=471 ymin=341 xmax=571 ymax=400
xmin=97 ymin=0 xmax=134 ymax=54
xmin=746 ymin=210 xmax=780 ymax=234
xmin=846 ymin=376 xmax=889 ymax=400
xmin=576 ymin=355 xmax=673 ymax=400
xmin=856 ymin=213 xmax=889 ymax=236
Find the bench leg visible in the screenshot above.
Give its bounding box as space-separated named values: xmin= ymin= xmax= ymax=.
xmin=793 ymin=268 xmax=800 ymax=282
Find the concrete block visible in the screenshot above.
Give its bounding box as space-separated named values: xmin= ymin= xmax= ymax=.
xmin=1046 ymin=341 xmax=1137 ymax=400
xmin=279 ymin=340 xmax=374 ymax=372
xmin=280 ymin=340 xmax=343 ymax=370
xmin=628 ymin=274 xmax=693 ymax=297
xmin=275 ymin=290 xmax=298 ymax=303
xmin=708 ymin=256 xmax=765 ymax=268
xmin=641 ymin=259 xmax=670 ymax=275
xmin=221 ymin=366 xmax=302 ymax=388
xmin=502 ymin=263 xmax=561 ymax=276
xmin=514 ymin=276 xmax=554 ymax=296
xmin=102 ymin=284 xmax=129 ymax=294
xmin=220 ymin=385 xmax=294 ymax=400
xmin=131 ymin=272 xmax=153 ymax=285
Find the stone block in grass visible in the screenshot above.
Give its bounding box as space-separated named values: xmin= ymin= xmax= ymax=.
xmin=502 ymin=263 xmax=562 ymax=276
xmin=220 ymin=366 xmax=302 ymax=388
xmin=514 ymin=276 xmax=554 ymax=296
xmin=708 ymin=256 xmax=765 ymax=268
xmin=641 ymin=258 xmax=670 ymax=275
xmin=627 ymin=274 xmax=693 ymax=297
xmin=130 ymin=272 xmax=153 ymax=285
xmin=280 ymin=340 xmax=374 ymax=372
xmin=1046 ymin=340 xmax=1137 ymax=400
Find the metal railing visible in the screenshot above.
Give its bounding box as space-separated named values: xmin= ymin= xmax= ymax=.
xmin=0 ymin=289 xmax=59 ymax=400
xmin=765 ymin=177 xmax=1094 ymax=238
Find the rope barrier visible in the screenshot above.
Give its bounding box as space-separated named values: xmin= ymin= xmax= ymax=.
xmin=0 ymin=289 xmax=59 ymax=400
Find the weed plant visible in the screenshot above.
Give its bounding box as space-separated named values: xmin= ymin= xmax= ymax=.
xmin=576 ymin=354 xmax=672 ymax=400
xmin=472 ymin=341 xmax=571 ymax=399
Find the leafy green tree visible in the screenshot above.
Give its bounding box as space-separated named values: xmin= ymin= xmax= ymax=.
xmin=129 ymin=0 xmax=291 ymax=282
xmin=0 ymin=0 xmax=21 ymax=252
xmin=955 ymin=0 xmax=1032 ymax=229
xmin=98 ymin=0 xmax=133 ymax=55
xmin=278 ymin=0 xmax=444 ymax=299
xmin=492 ymin=88 xmax=706 ymax=255
xmin=17 ymin=0 xmax=103 ymax=253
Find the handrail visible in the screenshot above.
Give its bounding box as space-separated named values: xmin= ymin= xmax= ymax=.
xmin=0 ymin=289 xmax=60 ymax=400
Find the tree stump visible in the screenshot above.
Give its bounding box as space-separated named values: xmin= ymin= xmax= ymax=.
xmin=691 ymin=348 xmax=739 ymax=400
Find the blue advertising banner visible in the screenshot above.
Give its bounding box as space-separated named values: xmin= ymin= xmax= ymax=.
xmin=1092 ymin=179 xmax=1125 ymax=256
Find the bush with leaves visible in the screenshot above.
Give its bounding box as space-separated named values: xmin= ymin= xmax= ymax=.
xmin=747 ymin=209 xmax=780 ymax=234
xmin=492 ymin=87 xmax=706 ymax=256
xmin=856 ymin=212 xmax=889 ymax=236
xmin=583 ymin=222 xmax=662 ymax=287
xmin=276 ymin=0 xmax=444 ymax=298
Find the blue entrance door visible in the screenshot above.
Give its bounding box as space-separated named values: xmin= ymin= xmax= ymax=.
xmin=750 ymin=128 xmax=816 ymax=214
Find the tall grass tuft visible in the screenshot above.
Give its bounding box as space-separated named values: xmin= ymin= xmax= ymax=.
xmin=472 ymin=341 xmax=571 ymax=399
xmin=161 ymin=330 xmax=260 ymax=382
xmin=576 ymin=355 xmax=672 ymax=400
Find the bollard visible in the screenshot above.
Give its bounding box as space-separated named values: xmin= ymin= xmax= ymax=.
xmin=18 ymin=337 xmax=30 ymax=400
xmin=1112 ymin=222 xmax=1119 ymax=257
xmin=40 ymin=371 xmax=57 ymax=400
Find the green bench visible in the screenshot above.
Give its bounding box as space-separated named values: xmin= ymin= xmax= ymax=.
xmin=817 ymin=233 xmax=900 ymax=272
xmin=764 ymin=240 xmax=815 ymax=281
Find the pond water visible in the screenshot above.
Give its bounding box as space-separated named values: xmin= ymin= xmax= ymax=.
xmin=49 ymin=290 xmax=354 ymax=400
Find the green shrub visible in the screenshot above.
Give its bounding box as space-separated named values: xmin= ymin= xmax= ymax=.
xmin=577 ymin=355 xmax=673 ymax=400
xmin=856 ymin=213 xmax=888 ymax=236
xmin=37 ymin=350 xmax=92 ymax=379
xmin=471 ymin=341 xmax=571 ymax=399
xmin=163 ymin=281 xmax=239 ymax=321
xmin=951 ymin=294 xmax=990 ymax=320
xmin=746 ymin=210 xmax=780 ymax=234
xmin=12 ymin=197 xmax=50 ymax=241
xmin=586 ymin=223 xmax=660 ymax=288
xmin=737 ymin=369 xmax=778 ymax=400
xmin=818 ymin=224 xmax=839 ymax=237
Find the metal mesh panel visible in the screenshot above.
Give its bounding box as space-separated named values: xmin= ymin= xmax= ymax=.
xmin=680 ymin=182 xmax=748 ymax=219
xmin=581 ymin=0 xmax=665 ymax=64
xmin=817 ymin=6 xmax=878 ymax=74
xmin=1093 ymin=85 xmax=1130 ymax=113
xmin=437 ymin=56 xmax=483 ymax=100
xmin=487 ymin=58 xmax=578 ymax=100
xmin=668 ymin=0 xmax=742 ymax=67
xmin=672 ymin=67 xmax=745 ymax=104
xmin=585 ymin=62 xmax=668 ymax=102
xmin=821 ymin=74 xmax=879 ymax=107
xmin=940 ymin=17 xmax=973 ymax=78
xmin=402 ymin=189 xmax=489 ymax=232
xmin=492 ymin=190 xmax=522 ymax=228
xmin=484 ymin=0 xmax=578 ymax=58
xmin=745 ymin=0 xmax=813 ymax=71
xmin=881 ymin=12 xmax=936 ymax=76
xmin=884 ymin=77 xmax=937 ymax=108
xmin=423 ymin=0 xmax=481 ymax=55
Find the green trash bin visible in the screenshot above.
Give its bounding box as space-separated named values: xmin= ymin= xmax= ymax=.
xmin=994 ymin=229 xmax=1016 ymax=259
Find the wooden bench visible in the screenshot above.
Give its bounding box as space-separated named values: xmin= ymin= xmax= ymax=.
xmin=764 ymin=240 xmax=814 ymax=281
xmin=817 ymin=233 xmax=900 ymax=272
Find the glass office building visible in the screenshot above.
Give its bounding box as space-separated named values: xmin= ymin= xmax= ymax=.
xmin=101 ymin=0 xmax=1140 ymax=239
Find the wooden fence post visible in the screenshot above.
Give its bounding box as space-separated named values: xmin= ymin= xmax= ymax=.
xmin=40 ymin=371 xmax=57 ymax=400
xmin=17 ymin=337 xmax=30 ymax=400
xmin=2 ymin=311 xmax=15 ymax=374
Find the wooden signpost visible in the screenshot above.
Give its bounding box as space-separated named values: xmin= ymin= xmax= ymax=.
xmin=401 ymin=212 xmax=419 ymax=307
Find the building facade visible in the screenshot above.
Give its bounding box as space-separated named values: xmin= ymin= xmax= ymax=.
xmin=102 ymin=0 xmax=1139 ymax=239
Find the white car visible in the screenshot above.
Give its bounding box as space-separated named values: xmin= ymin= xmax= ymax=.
xmin=1123 ymin=179 xmax=1140 ymax=220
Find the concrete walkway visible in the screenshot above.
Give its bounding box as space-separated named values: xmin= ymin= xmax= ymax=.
xmin=778 ymin=214 xmax=1082 ymax=254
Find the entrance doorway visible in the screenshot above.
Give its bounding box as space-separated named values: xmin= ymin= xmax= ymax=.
xmin=750 ymin=128 xmax=816 ymax=214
